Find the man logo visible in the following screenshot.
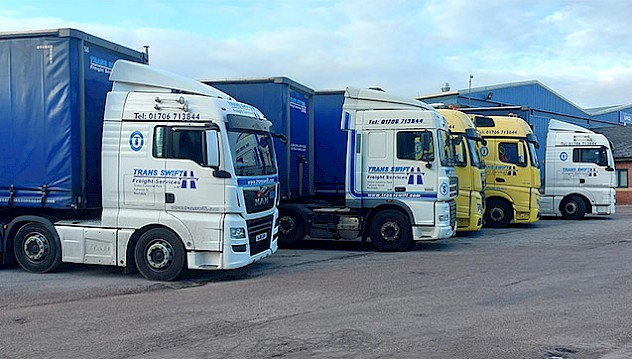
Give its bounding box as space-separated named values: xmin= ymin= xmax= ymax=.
xmin=254 ymin=190 xmax=270 ymax=207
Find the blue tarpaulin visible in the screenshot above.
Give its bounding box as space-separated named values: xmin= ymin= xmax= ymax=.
xmin=0 ymin=29 xmax=147 ymax=209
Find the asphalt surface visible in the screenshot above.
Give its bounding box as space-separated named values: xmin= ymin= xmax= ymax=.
xmin=1 ymin=207 xmax=632 ymax=358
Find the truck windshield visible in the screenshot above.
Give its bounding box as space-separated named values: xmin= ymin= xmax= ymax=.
xmin=527 ymin=141 xmax=540 ymax=168
xmin=438 ymin=129 xmax=456 ymax=167
xmin=227 ymin=130 xmax=277 ymax=176
xmin=466 ymin=138 xmax=482 ymax=168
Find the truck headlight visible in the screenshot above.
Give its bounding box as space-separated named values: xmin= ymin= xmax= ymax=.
xmin=438 ymin=205 xmax=450 ymax=223
xmin=230 ymin=227 xmax=246 ymax=239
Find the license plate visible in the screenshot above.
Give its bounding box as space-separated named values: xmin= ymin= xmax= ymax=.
xmin=255 ymin=232 xmax=268 ymax=242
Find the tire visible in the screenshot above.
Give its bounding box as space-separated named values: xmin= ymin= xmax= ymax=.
xmin=369 ymin=210 xmax=413 ymax=252
xmin=134 ymin=228 xmax=185 ymax=281
xmin=278 ymin=210 xmax=306 ymax=247
xmin=14 ymin=223 xmax=62 ymax=273
xmin=484 ymin=199 xmax=513 ymax=228
xmin=560 ymin=195 xmax=586 ymax=220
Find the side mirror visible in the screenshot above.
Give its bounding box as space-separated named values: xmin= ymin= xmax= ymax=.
xmin=205 ymin=130 xmax=220 ymax=168
xmin=421 ymin=131 xmax=433 ymax=168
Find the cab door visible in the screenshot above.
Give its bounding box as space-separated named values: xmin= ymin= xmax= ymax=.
xmin=161 ymin=126 xmax=225 ymax=251
xmin=118 ymin=123 xmax=164 ymax=228
xmin=361 ymin=128 xmax=394 ymax=201
xmin=495 ymin=140 xmax=531 ymax=211
xmin=390 ymin=129 xmax=436 ymax=225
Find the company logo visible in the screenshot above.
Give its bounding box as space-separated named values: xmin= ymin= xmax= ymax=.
xmin=254 ymin=187 xmax=275 ymax=207
xmin=290 ymin=96 xmax=307 ymax=114
xmin=440 ymin=183 xmax=449 ymax=196
xmin=89 ymin=55 xmax=114 ymax=74
xmin=180 ymin=171 xmax=198 ymax=189
xmin=130 ymin=131 xmax=144 ymax=151
xmin=560 ymin=152 xmax=568 ymax=161
xmin=407 ymin=167 xmax=425 ymax=185
xmin=480 ymin=146 xmax=489 ymax=157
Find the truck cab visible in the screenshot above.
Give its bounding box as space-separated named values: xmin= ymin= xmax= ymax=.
xmin=438 ymin=109 xmax=486 ymax=232
xmin=3 ymin=60 xmax=280 ymax=280
xmin=540 ymin=119 xmax=616 ymax=219
xmin=472 ymin=115 xmax=541 ymax=227
xmin=341 ymin=88 xmax=458 ymax=247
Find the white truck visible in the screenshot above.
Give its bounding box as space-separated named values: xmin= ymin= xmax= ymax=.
xmin=540 ymin=119 xmax=616 ymax=219
xmin=0 ymin=32 xmax=279 ymax=281
xmin=277 ymin=87 xmax=458 ymax=250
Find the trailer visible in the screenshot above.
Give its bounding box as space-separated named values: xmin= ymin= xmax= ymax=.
xmin=202 ymin=77 xmax=314 ymax=200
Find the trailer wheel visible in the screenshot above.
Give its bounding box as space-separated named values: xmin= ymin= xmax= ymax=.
xmin=134 ymin=228 xmax=185 ymax=281
xmin=278 ymin=210 xmax=305 ymax=247
xmin=14 ymin=223 xmax=62 ymax=273
xmin=369 ymin=210 xmax=412 ymax=252
xmin=485 ymin=199 xmax=513 ymax=228
xmin=560 ymin=195 xmax=586 ymax=220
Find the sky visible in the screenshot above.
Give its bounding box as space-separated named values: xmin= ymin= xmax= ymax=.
xmin=1 ymin=0 xmax=630 ymax=108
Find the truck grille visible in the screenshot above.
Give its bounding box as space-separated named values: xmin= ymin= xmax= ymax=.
xmin=449 ymin=200 xmax=457 ymax=228
xmin=449 ymin=176 xmax=459 ymax=197
xmin=247 ymin=215 xmax=273 ymax=255
xmin=243 ymin=185 xmax=276 ymax=214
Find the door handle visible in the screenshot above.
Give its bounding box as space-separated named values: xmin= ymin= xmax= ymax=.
xmin=496 ymin=177 xmax=506 ymax=182
xmin=165 ymin=193 xmax=175 ymax=203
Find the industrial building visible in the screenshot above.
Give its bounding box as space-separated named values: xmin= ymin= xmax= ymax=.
xmin=417 ymin=80 xmax=632 ymax=204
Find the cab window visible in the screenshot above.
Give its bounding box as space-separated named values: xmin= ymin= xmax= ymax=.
xmin=154 ymin=126 xmax=206 ymax=165
xmin=397 ymin=131 xmax=434 ymax=161
xmin=573 ymin=147 xmax=608 ymax=166
xmin=498 ymin=142 xmax=527 ymax=167
xmin=454 ymin=135 xmax=467 ymax=167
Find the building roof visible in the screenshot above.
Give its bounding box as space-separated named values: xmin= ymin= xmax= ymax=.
xmin=418 ymin=79 xmax=632 ymax=127
xmin=593 ymin=125 xmax=632 ymax=160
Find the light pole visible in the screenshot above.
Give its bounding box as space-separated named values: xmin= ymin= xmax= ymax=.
xmin=468 ymin=74 xmax=473 ymax=107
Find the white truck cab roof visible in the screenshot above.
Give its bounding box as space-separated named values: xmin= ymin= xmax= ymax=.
xmin=110 ymin=60 xmax=232 ymax=99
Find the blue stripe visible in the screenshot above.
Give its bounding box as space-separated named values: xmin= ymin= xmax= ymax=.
xmin=237 ymin=175 xmax=279 ymax=187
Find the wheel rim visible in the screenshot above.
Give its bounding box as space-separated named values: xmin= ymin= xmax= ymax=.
xmin=564 ymin=202 xmax=577 ymax=215
xmin=489 ymin=207 xmax=505 ymax=222
xmin=278 ymin=216 xmax=296 ymax=235
xmin=146 ymin=240 xmax=173 ymax=270
xmin=380 ymin=220 xmax=401 ymax=242
xmin=23 ymin=232 xmax=49 ymax=262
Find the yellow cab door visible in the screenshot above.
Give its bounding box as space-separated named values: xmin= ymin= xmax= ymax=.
xmin=494 ymin=139 xmax=532 ymax=217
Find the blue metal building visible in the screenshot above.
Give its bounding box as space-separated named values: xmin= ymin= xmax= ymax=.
xmin=417 ymin=80 xmax=632 ymax=129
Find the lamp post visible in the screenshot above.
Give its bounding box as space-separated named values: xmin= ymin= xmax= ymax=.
xmin=468 ymin=74 xmax=473 ymax=107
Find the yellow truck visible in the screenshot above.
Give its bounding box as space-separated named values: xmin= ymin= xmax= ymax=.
xmin=470 ymin=114 xmax=541 ymax=227
xmin=438 ymin=109 xmax=485 ymax=231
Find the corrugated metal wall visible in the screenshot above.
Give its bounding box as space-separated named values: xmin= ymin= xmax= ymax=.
xmin=419 ymin=80 xmax=628 ymax=128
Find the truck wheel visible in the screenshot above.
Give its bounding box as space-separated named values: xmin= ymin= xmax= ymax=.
xmin=485 ymin=199 xmax=513 ymax=228
xmin=560 ymin=196 xmax=586 ymax=220
xmin=14 ymin=223 xmax=62 ymax=273
xmin=369 ymin=210 xmax=413 ymax=252
xmin=278 ymin=210 xmax=305 ymax=247
xmin=134 ymin=228 xmax=185 ymax=281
